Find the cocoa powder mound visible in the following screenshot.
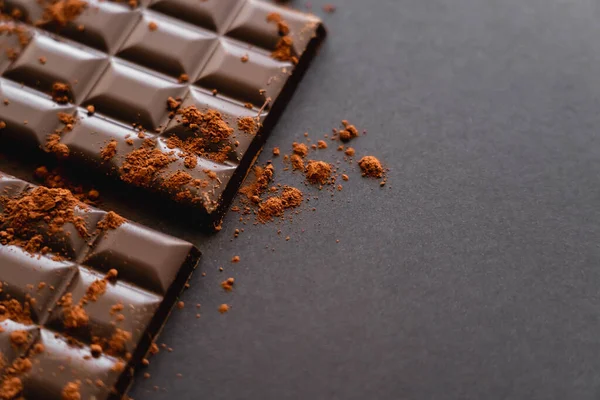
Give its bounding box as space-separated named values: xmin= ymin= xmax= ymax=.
xmin=290 ymin=154 xmax=304 ymax=170
xmin=292 ymin=142 xmax=309 ymax=157
xmin=0 ymin=299 xmax=32 ymax=324
xmin=100 ymin=139 xmax=117 ymax=161
xmin=177 ymin=106 xmax=233 ymax=142
xmin=96 ymin=211 xmax=125 ymax=231
xmin=358 ymin=156 xmax=384 ymax=178
xmin=237 ymin=116 xmax=258 ymax=135
xmin=258 ymin=196 xmax=285 ymax=222
xmin=163 ymin=170 xmax=193 ymax=191
xmin=0 ymin=186 xmax=88 ymax=254
xmin=305 ymin=161 xmax=332 ymax=184
xmin=0 ymin=376 xmax=22 ymax=399
xmin=281 ymin=186 xmax=303 ymax=208
xmin=120 ymin=147 xmax=175 ymax=188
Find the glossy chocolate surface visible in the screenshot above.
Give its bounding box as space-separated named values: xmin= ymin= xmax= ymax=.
xmin=0 ymin=172 xmax=201 ymax=399
xmin=0 ymin=0 xmax=325 ymax=225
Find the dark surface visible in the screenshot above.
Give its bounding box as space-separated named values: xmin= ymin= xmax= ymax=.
xmin=0 ymin=172 xmax=200 ymax=399
xmin=5 ymin=0 xmax=600 ymax=398
xmin=0 ymin=0 xmax=323 ymax=224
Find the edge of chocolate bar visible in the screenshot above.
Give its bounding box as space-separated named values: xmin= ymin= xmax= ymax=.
xmin=115 ymin=246 xmax=200 ymax=398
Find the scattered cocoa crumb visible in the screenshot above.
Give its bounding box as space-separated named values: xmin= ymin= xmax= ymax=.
xmin=0 ymin=121 xmax=5 ymax=129
xmin=90 ymin=344 xmax=102 ymax=358
xmin=323 ymin=4 xmax=336 ymax=12
xmin=273 ymin=147 xmax=280 ymax=156
xmin=107 ymin=328 xmax=132 ymax=354
xmin=148 ymin=21 xmax=158 ymax=31
xmin=272 ymin=36 xmax=297 ymax=64
xmin=240 ymin=54 xmax=249 ymax=63
xmin=344 ymin=147 xmax=355 ymax=157
xmin=39 ymin=56 xmax=47 ymax=64
xmin=342 ymin=174 xmax=349 ymax=181
xmin=61 ymin=380 xmax=81 ymax=400
xmin=317 ymin=140 xmax=327 ymax=149
xmin=100 ymin=139 xmax=117 ymax=161
xmin=149 ymin=343 xmax=159 ymax=355
xmin=218 ymin=304 xmax=230 ymax=314
xmin=51 ymin=82 xmax=71 ymax=104
xmin=266 ymin=12 xmax=290 ymax=36
xmin=358 ymin=156 xmax=383 ymax=178
xmin=178 ymin=73 xmax=189 ymax=83
xmin=231 ymin=256 xmax=240 ymax=263
xmin=305 ymin=161 xmax=332 ymax=184
xmin=176 ymin=301 xmax=184 ymax=309
xmin=9 ymin=331 xmax=28 ymax=348
xmin=46 ymin=133 xmax=70 ymax=157
xmin=266 ymin=13 xmax=297 ymax=63
xmin=86 ymin=105 xmax=95 ymax=115
xmin=339 ymin=120 xmax=359 ymax=141
xmin=166 ymin=96 xmax=181 ymax=112
xmin=220 ymin=278 xmax=234 ymax=292
xmin=239 ymin=164 xmax=274 ymax=200
xmin=59 ymin=293 xmax=89 ymax=328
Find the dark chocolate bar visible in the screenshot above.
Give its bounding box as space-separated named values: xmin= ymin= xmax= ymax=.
xmin=0 ymin=0 xmax=325 ymax=226
xmin=0 ymin=171 xmax=201 ymax=399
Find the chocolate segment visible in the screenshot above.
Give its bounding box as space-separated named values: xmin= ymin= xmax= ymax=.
xmin=0 ymin=171 xmax=201 ymax=399
xmin=0 ymin=0 xmax=325 ymax=226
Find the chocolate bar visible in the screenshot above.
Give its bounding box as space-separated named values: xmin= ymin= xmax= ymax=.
xmin=0 ymin=171 xmax=201 ymax=399
xmin=0 ymin=0 xmax=325 ymax=226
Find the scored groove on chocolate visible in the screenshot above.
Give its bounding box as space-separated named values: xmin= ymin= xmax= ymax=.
xmin=0 ymin=0 xmax=325 ymax=223
xmin=0 ymin=171 xmax=201 ymax=399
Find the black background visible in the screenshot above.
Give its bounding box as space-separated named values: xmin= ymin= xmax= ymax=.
xmin=8 ymin=0 xmax=600 ymax=398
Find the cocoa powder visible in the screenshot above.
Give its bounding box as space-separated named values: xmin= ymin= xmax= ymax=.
xmin=100 ymin=140 xmax=118 ymax=161
xmin=358 ymin=156 xmax=383 ymax=178
xmin=305 ymin=161 xmax=332 ymax=184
